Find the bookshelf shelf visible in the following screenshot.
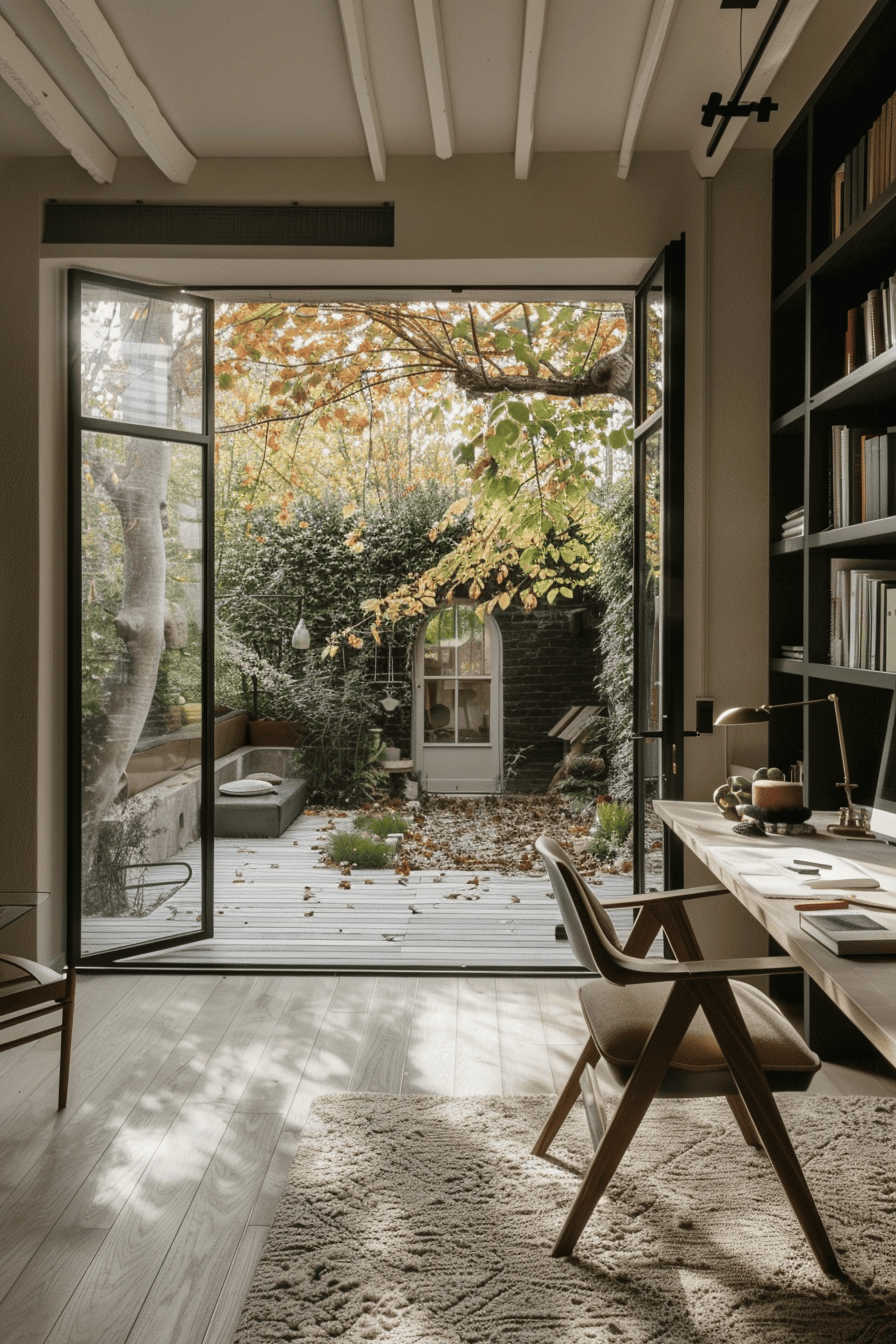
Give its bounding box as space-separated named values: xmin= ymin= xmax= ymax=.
xmin=769 ymin=0 xmax=896 ymax=814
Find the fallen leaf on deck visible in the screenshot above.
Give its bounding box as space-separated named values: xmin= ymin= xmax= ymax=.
xmin=339 ymin=880 xmax=351 ymax=890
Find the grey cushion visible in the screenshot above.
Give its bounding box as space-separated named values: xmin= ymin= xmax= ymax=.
xmin=219 ymin=778 xmax=276 ymax=796
xmin=579 ymin=976 xmax=820 ymax=1073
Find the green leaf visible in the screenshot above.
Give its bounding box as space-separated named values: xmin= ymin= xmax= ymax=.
xmin=507 ymin=401 xmax=530 ymax=424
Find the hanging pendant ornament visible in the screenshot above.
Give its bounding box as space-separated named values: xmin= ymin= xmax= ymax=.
xmin=291 ymin=618 xmax=311 ymax=650
xmin=380 ymin=693 xmax=400 ymax=713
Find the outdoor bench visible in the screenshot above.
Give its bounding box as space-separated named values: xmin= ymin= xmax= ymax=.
xmin=214 ymin=775 xmax=309 ymax=838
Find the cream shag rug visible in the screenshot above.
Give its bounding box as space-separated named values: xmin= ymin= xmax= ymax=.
xmin=235 ymin=1094 xmax=896 ymax=1344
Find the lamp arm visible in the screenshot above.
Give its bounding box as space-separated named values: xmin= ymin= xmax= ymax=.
xmin=760 ymin=697 xmax=829 ymax=712
xmin=828 ymin=694 xmax=856 ymax=797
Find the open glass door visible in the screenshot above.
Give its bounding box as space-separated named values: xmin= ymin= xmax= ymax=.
xmin=632 ymin=238 xmax=686 ymax=893
xmin=68 ymin=271 xmax=215 ymax=965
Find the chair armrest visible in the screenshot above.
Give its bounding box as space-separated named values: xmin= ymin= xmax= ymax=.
xmin=680 ymin=955 xmax=804 ymax=980
xmin=0 ymin=954 xmax=64 ymax=987
xmin=598 ymin=883 xmax=728 ymax=911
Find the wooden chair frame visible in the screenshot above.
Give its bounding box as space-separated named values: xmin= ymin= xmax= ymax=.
xmin=533 ymin=836 xmax=839 ymax=1277
xmin=0 ymin=955 xmax=76 ymax=1109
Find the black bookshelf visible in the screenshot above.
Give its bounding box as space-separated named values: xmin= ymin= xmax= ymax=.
xmin=769 ymin=0 xmax=896 ymax=816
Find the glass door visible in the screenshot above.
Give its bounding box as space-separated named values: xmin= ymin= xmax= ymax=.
xmin=632 ymin=239 xmax=686 ymax=892
xmin=68 ymin=272 xmax=215 ymax=964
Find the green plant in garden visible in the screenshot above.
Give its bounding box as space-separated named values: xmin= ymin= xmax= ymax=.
xmin=596 ymin=799 xmax=634 ymax=845
xmin=354 ymin=813 xmax=409 ymax=837
xmin=557 ymin=753 xmax=607 ymax=811
xmin=84 ymin=800 xmax=159 ymax=917
xmin=586 ymin=483 xmax=634 ymax=803
xmin=291 ymin=665 xmax=386 ymax=805
xmin=328 ymin=830 xmax=393 ymax=868
xmin=586 ymin=832 xmax=614 ymax=861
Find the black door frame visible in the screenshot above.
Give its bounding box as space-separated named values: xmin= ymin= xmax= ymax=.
xmin=67 ymin=269 xmax=216 ymax=966
xmin=632 ymin=237 xmax=686 ymax=893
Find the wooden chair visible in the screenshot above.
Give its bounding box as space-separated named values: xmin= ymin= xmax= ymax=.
xmin=533 ymin=835 xmax=839 ymax=1276
xmin=0 ymin=955 xmax=76 ymax=1109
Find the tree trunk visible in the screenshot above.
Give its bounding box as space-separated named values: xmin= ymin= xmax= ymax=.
xmin=81 ymin=440 xmax=172 ymax=892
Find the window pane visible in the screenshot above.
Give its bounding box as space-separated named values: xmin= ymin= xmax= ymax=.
xmin=81 ymin=282 xmax=204 ymax=432
xmin=456 ymin=607 xmax=491 ymax=676
xmin=637 ymin=430 xmax=662 ymax=735
xmin=424 ymin=680 xmax=455 ymax=741
xmin=423 ymin=607 xmax=457 ymax=676
xmin=456 ymin=680 xmax=490 ymax=742
xmin=80 ymin=430 xmax=203 ymax=955
xmin=646 ymin=284 xmax=664 ymax=417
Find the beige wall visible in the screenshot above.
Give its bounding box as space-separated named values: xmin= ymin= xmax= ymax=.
xmin=0 ymin=147 xmax=772 ymax=965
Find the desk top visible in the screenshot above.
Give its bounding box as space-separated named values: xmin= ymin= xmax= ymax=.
xmin=655 ymin=801 xmax=896 ymax=1070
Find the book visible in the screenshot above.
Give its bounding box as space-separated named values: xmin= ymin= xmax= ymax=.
xmin=845 ymin=306 xmax=862 ymax=374
xmin=886 ymin=584 xmax=896 ymax=672
xmin=864 ymin=289 xmax=885 ymax=360
xmin=832 ymin=162 xmax=845 ymax=238
xmin=882 ymin=428 xmax=896 ymax=517
xmin=800 ymin=909 xmax=896 ymax=956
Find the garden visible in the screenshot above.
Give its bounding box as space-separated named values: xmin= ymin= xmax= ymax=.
xmin=78 ymin=295 xmax=643 ymax=936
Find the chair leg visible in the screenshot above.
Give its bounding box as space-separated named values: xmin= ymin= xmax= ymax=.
xmin=532 ymin=1037 xmax=599 ymax=1157
xmin=552 ymin=981 xmax=700 ymax=1258
xmin=695 ymin=978 xmax=840 ymax=1277
xmin=57 ymin=969 xmax=76 ymax=1110
xmin=726 ymin=1093 xmax=762 ymax=1148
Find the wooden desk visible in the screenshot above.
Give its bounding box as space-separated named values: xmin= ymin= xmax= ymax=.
xmin=655 ymin=800 xmax=896 ymax=1069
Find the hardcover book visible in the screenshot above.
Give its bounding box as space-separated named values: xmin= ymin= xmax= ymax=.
xmin=800 ymin=909 xmax=896 ymax=956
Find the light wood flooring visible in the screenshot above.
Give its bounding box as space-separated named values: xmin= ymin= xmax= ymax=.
xmin=80 ymin=813 xmax=639 ymax=969
xmin=1 ymin=971 xmax=894 ymax=1344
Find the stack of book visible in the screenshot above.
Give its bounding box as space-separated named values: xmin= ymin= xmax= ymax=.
xmin=844 ymin=278 xmax=896 ymax=373
xmin=780 ymin=506 xmax=804 ymax=540
xmin=830 ymin=425 xmax=896 ymax=526
xmin=831 ymin=88 xmax=896 ymax=239
xmin=780 ymin=644 xmax=804 ymax=661
xmin=830 ymin=558 xmax=896 ymax=669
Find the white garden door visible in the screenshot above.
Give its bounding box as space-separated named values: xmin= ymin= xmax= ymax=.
xmin=414 ymin=605 xmax=502 ymax=793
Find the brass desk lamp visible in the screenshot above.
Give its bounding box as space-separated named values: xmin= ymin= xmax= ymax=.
xmin=714 ymin=694 xmax=874 ymax=839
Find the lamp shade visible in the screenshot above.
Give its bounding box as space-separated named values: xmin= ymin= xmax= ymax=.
xmin=291 ymin=618 xmax=311 ymax=650
xmin=714 ymin=705 xmax=770 ymax=726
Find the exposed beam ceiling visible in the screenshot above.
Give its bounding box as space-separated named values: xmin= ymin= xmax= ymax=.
xmin=413 ymin=0 xmax=455 ymax=160
xmin=514 ymin=0 xmax=546 ymax=181
xmin=617 ymin=0 xmax=679 ymax=180
xmin=0 ymin=1 xmax=876 ymax=185
xmin=337 ymin=0 xmax=387 ymax=181
xmin=0 ymin=13 xmax=115 ymax=182
xmin=42 ymin=0 xmax=195 ymax=182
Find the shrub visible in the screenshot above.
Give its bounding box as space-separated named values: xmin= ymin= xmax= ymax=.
xmin=588 ymin=484 xmax=634 ymax=803
xmin=328 ymin=830 xmax=393 ymax=868
xmin=292 ymin=665 xmax=386 ymax=805
xmin=354 ymin=812 xmax=409 ymax=837
xmin=596 ymin=799 xmax=633 ymax=845
xmin=586 ymin=833 xmax=614 ymax=861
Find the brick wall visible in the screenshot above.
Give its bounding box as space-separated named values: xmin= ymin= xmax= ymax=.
xmin=496 ymin=605 xmax=600 ymax=793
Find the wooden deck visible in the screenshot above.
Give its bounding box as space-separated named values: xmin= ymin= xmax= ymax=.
xmin=80 ymin=812 xmax=638 ymax=969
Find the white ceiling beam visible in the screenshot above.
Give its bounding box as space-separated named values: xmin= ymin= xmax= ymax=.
xmin=413 ymin=0 xmax=455 ymax=160
xmin=0 ymin=14 xmax=115 ymax=182
xmin=42 ymin=0 xmax=196 ymax=183
xmin=617 ymin=0 xmax=679 ymax=181
xmin=514 ymin=0 xmax=547 ymax=181
xmin=690 ymin=0 xmax=821 ymax=179
xmin=337 ymin=0 xmax=387 ymax=182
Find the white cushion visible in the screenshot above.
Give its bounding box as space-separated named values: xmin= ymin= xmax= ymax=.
xmin=219 ymin=779 xmax=276 ymax=796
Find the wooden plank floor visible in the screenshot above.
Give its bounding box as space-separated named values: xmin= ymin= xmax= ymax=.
xmin=80 ymin=812 xmax=639 ymax=969
xmin=0 ymin=972 xmax=894 ymax=1344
